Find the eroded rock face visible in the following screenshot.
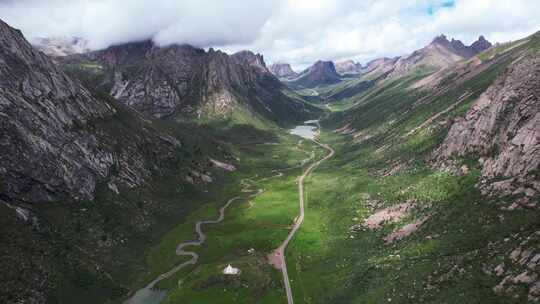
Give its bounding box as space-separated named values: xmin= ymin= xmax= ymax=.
xmin=67 ymin=42 xmax=317 ymax=122
xmin=0 ymin=19 xmax=181 ymax=203
xmin=0 ymin=19 xmax=115 ymax=202
xmin=436 ymin=56 xmax=540 ymax=199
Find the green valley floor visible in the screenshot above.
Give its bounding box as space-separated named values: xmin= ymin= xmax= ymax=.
xmin=123 ymin=119 xmax=539 ymax=304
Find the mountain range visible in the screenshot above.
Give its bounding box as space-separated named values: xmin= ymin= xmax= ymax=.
xmin=1 ymin=14 xmax=539 ymax=304
xmin=271 ymin=35 xmax=492 ymax=88
xmin=61 ymin=41 xmax=319 ymax=125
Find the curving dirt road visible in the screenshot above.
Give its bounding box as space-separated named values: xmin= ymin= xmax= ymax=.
xmin=125 ymin=141 xmax=315 ymax=304
xmin=269 ymin=138 xmax=335 ymax=304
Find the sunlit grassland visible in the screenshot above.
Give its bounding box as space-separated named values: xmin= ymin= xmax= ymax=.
xmin=130 ymin=133 xmax=326 ymax=303
xmin=284 ymin=129 xmax=539 ymax=304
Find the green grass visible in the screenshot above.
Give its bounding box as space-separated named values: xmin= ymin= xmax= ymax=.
xmin=120 ymin=134 xmax=327 ymax=303
xmin=45 ymin=30 xmax=540 ymax=304
xmin=283 ymin=129 xmax=539 ymax=304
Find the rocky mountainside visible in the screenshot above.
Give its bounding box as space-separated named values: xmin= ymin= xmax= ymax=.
xmin=34 ymin=36 xmax=91 ymax=57
xmin=335 ymin=59 xmax=363 ymax=75
xmin=321 ymin=30 xmax=539 ymax=303
xmin=436 ymin=56 xmax=540 ymax=204
xmin=0 ymin=19 xmax=117 ymax=203
xmin=63 ymin=41 xmax=319 ymax=124
xmin=0 ymin=18 xmax=234 ymax=304
xmin=288 ymin=60 xmax=341 ymax=88
xmin=269 ymin=62 xmax=298 ymax=79
xmin=390 ymin=35 xmax=492 ymax=78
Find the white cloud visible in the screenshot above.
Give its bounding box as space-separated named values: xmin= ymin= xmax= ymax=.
xmin=1 ymin=0 xmax=539 ymax=70
xmin=0 ymin=0 xmax=278 ymax=49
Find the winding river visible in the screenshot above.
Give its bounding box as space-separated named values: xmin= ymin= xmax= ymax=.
xmin=124 ymin=122 xmax=321 ymax=304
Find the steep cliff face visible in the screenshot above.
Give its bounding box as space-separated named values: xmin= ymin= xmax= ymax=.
xmin=0 ymin=19 xmax=116 ymax=202
xmin=436 ymin=56 xmax=540 ymax=202
xmin=0 ymin=19 xmax=211 ymax=204
xmin=0 ymin=19 xmax=236 ymax=304
xmin=65 ymin=42 xmax=318 ymax=123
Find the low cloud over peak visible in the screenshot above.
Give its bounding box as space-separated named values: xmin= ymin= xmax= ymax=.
xmin=1 ymin=0 xmax=539 ymax=69
xmin=0 ymin=0 xmax=277 ymax=49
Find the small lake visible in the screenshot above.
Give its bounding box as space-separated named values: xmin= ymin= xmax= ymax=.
xmin=124 ymin=288 xmax=166 ymax=304
xmin=289 ymin=120 xmax=319 ymax=140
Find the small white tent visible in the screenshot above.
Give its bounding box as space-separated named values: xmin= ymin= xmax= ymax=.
xmin=223 ymin=264 xmax=240 ymax=275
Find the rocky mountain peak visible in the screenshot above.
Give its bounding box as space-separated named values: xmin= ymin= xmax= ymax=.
xmin=470 ymin=35 xmax=493 ymax=53
xmin=430 ymin=34 xmax=492 ymax=58
xmin=289 ymin=60 xmax=341 ymax=88
xmin=269 ymin=62 xmax=298 ymax=79
xmin=335 ymin=59 xmax=363 ymax=75
xmin=64 ymin=39 xmax=317 ymax=122
xmin=311 ymin=60 xmax=337 ymax=71
xmin=232 ymin=50 xmax=268 ymax=73
xmin=432 ymin=34 xmax=450 ymax=45
xmin=389 ymin=33 xmax=493 ymax=79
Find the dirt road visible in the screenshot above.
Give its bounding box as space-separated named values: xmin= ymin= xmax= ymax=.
xmin=125 ymin=141 xmax=316 ymax=304
xmin=270 ymin=139 xmax=335 ymax=304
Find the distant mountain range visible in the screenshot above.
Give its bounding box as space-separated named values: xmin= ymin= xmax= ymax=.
xmin=2 ymin=12 xmax=540 ymax=304
xmin=389 ymin=34 xmax=492 ymax=78
xmin=270 ymin=35 xmax=492 ymax=88
xmin=334 ymin=60 xmax=363 ymax=75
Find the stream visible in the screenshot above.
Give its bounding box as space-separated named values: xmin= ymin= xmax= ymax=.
xmin=124 ymin=122 xmax=319 ymax=304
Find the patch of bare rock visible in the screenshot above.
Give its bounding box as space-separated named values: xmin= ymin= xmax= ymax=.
xmin=488 ymin=231 xmax=540 ymax=302
xmin=434 ymin=56 xmax=540 ymax=203
xmin=383 ymin=216 xmax=431 ymax=244
xmin=209 ymin=158 xmax=236 ymax=172
xmin=350 ymin=199 xmax=430 ymax=243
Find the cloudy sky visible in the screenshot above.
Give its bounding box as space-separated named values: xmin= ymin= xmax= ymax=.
xmin=1 ymin=0 xmax=539 ymax=70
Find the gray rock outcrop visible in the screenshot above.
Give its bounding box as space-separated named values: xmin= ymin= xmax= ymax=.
xmin=436 ymin=56 xmax=540 ymax=199
xmin=65 ymin=41 xmax=318 ymax=123
xmin=0 ymin=19 xmax=181 ymax=203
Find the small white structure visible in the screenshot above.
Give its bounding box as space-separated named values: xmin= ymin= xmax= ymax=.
xmin=223 ymin=264 xmax=240 ymax=275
